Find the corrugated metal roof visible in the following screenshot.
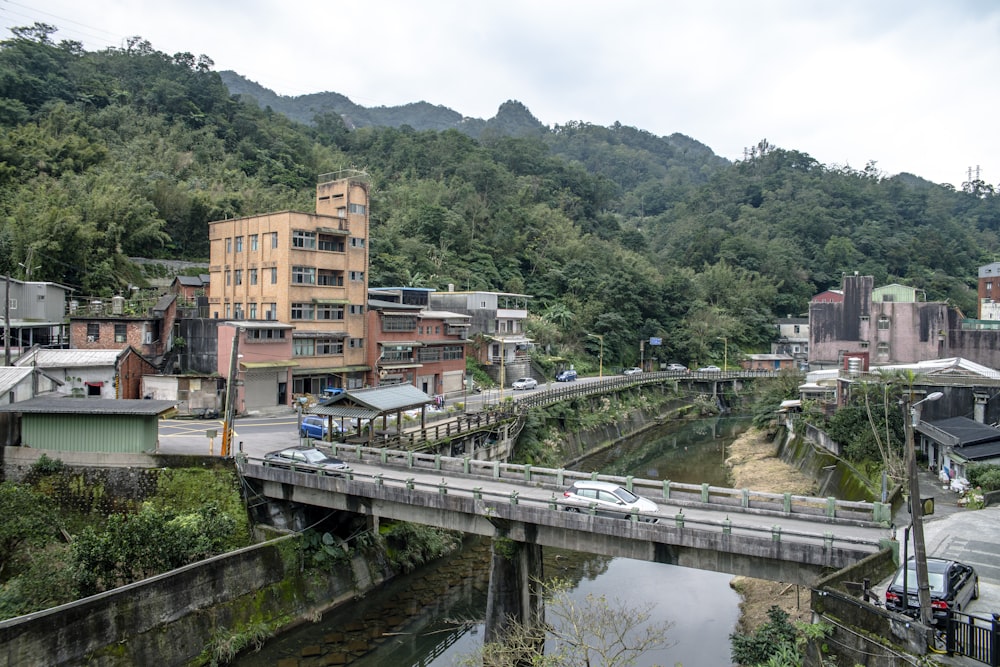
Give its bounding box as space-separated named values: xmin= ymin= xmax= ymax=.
xmin=0 ymin=397 xmax=177 ymax=415
xmin=309 ymin=384 xmax=432 ymax=419
xmin=15 ymin=348 xmax=125 ymax=368
xmin=418 ymin=310 xmax=470 ymax=320
xmin=0 ymin=366 xmax=34 ymax=393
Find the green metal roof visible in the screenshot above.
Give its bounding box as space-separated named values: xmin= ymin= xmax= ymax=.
xmin=309 ymin=384 xmax=432 ymax=419
xmin=0 ymin=397 xmax=177 ymax=415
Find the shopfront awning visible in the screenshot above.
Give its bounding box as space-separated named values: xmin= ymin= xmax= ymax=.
xmin=241 ymin=361 xmax=299 ymax=369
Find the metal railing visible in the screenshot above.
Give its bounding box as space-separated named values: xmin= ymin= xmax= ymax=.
xmin=310 ymin=444 xmax=891 ymax=526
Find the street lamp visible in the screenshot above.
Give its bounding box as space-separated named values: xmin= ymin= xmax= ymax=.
xmin=717 ymin=336 xmax=728 ymax=371
xmin=587 ymin=333 xmax=604 ymax=378
xmin=902 ymin=390 xmax=943 ymax=629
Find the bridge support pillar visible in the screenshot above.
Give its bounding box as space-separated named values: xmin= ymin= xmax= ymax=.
xmin=484 ymin=535 xmax=544 ymax=647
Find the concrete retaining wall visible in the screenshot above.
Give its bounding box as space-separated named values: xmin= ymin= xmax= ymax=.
xmin=0 ymin=535 xmax=386 ymax=666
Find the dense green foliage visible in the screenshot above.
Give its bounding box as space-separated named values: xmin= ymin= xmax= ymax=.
xmin=0 ymin=481 xmax=60 ymax=575
xmin=2 ymin=24 xmax=999 ymax=367
xmin=72 ymin=502 xmax=240 ymax=595
xmin=0 ymin=462 xmax=251 ymax=619
xmin=967 ymin=463 xmax=1000 ymax=492
xmin=730 ymin=606 xmax=799 ymax=666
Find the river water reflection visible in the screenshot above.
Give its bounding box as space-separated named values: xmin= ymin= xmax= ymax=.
xmin=238 ymin=415 xmax=752 ymax=667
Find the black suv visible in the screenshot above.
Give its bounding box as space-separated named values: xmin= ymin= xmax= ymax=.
xmin=885 ymin=557 xmax=979 ymax=624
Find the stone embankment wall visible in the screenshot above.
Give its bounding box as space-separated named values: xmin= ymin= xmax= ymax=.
xmin=776 ymin=422 xmax=880 ymax=502
xmin=0 ymin=535 xmax=387 ymax=666
xmin=555 ymin=397 xmax=694 ymax=465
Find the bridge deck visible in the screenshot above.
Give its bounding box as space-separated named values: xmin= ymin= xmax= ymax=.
xmin=240 ymin=446 xmax=893 ymax=584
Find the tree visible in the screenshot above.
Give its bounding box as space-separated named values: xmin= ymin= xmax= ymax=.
xmin=0 ymin=482 xmax=60 ymax=577
xmin=459 ymin=578 xmax=673 ymax=667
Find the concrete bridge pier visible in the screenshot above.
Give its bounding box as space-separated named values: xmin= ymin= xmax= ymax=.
xmin=484 ymin=531 xmax=545 ymax=648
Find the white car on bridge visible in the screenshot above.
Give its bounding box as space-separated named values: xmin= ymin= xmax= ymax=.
xmin=562 ymin=480 xmax=660 ymax=522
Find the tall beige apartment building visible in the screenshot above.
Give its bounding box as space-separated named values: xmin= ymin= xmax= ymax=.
xmin=207 ymin=171 xmax=371 ymax=394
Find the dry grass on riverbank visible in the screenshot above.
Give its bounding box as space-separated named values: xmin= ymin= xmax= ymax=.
xmin=725 ymin=427 xmax=816 ymax=634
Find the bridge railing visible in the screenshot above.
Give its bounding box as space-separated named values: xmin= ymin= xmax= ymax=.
xmin=325 ymin=444 xmax=892 ymax=526
xmin=368 ymin=409 xmax=519 ymax=451
xmin=516 ymin=369 xmax=781 ymax=409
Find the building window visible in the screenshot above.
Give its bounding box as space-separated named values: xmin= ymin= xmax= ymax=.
xmin=225 ymin=270 xmax=231 ymax=286
xmin=350 ymin=237 xmax=365 ymax=248
xmin=250 ymin=234 xmax=259 ymax=251
xmin=349 ymin=305 xmax=364 ymax=315
xmin=246 ymin=328 xmax=285 ymax=341
xmin=349 ymin=203 xmax=366 ymax=215
xmin=249 ymin=303 xmax=257 ymax=319
xmin=271 ymin=232 xmax=279 ymax=249
xmin=793 ymin=325 xmax=800 ymax=333
xmin=292 ymin=266 xmax=317 ymax=284
xmin=235 ymin=236 xmax=243 ymax=252
xmin=348 ymin=338 xmax=363 ymax=348
xmin=318 ymin=235 xmax=345 ymax=252
xmin=249 ymin=269 xmax=258 ymax=285
xmin=225 ymin=303 xmax=231 ymax=318
xmin=876 ymin=342 xmax=890 ymax=360
xmin=225 ymin=238 xmax=232 ymax=253
xmin=349 ymin=271 xmax=365 ymax=282
xmin=418 ymin=347 xmax=441 ymax=362
xmin=234 ymin=303 xmax=244 ymax=319
xmin=234 ymin=269 xmax=242 ymax=286
xmin=292 ymin=230 xmax=316 ymax=249
xmin=264 ymin=303 xmax=277 ymax=320
xmin=383 ymin=315 xmax=417 ymax=332
xmin=293 ymin=339 xmax=315 ymax=356
xmin=316 ymin=338 xmax=344 ymax=355
xmin=270 ymin=267 xmax=278 ymax=284
xmin=877 ymin=315 xmax=890 ymax=330
xmin=316 ymin=304 xmax=344 ymax=321
xmin=291 ymin=303 xmax=315 ymax=320
xmin=86 ymin=323 xmax=100 ymax=342
xmin=317 ymin=269 xmax=344 ymax=286
xmin=442 ymin=345 xmax=464 ymax=360
xmin=114 ymin=324 xmax=127 ymax=343
xmin=382 ymin=345 xmax=413 ymax=362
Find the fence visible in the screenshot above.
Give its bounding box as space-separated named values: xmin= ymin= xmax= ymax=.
xmin=314 ymin=444 xmax=891 ymax=526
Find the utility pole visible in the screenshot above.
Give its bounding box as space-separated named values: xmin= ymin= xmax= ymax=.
xmin=902 ymin=391 xmax=943 ymax=629
xmin=221 ymin=328 xmax=242 ymax=457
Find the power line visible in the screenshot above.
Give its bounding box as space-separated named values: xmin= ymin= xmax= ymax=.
xmin=0 ymin=0 xmax=125 ymax=49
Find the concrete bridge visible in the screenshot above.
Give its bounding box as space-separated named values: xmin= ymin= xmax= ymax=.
xmin=239 ymin=444 xmax=894 ymax=640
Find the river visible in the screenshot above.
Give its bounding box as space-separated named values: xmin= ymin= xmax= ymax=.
xmin=237 ymin=415 xmax=752 ymax=667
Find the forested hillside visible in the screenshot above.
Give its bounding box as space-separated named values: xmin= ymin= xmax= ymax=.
xmin=1 ymin=24 xmax=999 ymax=367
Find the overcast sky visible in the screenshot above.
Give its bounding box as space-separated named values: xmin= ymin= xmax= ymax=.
xmin=4 ymin=0 xmax=999 ymax=188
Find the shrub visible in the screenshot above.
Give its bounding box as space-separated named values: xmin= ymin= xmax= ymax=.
xmin=967 ymin=464 xmax=1000 ymax=492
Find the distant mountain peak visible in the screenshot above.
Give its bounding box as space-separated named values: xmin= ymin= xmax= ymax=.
xmin=219 ymin=71 xmax=544 ymax=139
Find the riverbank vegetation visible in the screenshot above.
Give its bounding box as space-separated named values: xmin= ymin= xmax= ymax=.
xmin=0 ymin=458 xmax=251 ymax=619
xmin=459 ymin=578 xmax=674 ymax=667
xmin=512 ymin=386 xmax=714 ymax=466
xmin=725 ymin=426 xmax=818 ymax=663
